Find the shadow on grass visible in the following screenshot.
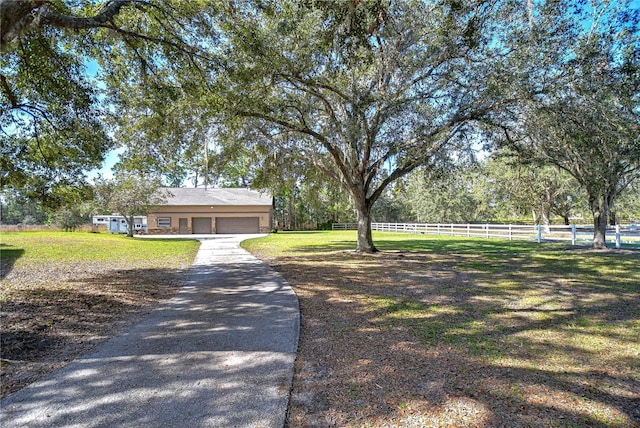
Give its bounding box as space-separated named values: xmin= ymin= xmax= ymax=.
xmin=0 ymin=266 xmax=190 ymax=397
xmin=1 ymin=250 xmax=298 ymax=427
xmin=298 ymin=233 xmax=640 ymax=255
xmin=0 ymin=244 xmax=24 ymax=279
xmin=136 ymin=237 xmax=204 ymax=243
xmin=276 ymin=240 xmax=640 ymax=427
xmin=294 ymin=236 xmax=559 ymax=255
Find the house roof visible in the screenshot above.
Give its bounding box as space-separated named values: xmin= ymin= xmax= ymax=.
xmin=159 ymin=187 xmax=273 ymax=207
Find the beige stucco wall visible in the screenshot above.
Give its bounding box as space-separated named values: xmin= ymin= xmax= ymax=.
xmin=147 ymin=205 xmax=272 ymax=234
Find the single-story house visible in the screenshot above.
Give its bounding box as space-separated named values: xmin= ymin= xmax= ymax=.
xmin=146 ymin=187 xmax=273 ymax=235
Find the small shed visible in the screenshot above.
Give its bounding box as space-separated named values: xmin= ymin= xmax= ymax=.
xmin=147 ymin=187 xmax=273 ymax=235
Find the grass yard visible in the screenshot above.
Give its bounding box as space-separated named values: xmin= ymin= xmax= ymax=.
xmin=0 ymin=232 xmax=200 ymax=397
xmin=243 ymin=231 xmax=640 ymax=428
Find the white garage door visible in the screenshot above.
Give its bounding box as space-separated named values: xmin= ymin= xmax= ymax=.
xmin=216 ymin=217 xmax=260 ymax=234
xmin=192 ymin=217 xmax=212 ymax=234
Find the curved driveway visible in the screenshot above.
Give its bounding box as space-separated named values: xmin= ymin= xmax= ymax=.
xmin=0 ymin=234 xmax=300 ymax=427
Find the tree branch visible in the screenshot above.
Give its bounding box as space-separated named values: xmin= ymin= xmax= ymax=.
xmin=38 ymin=0 xmax=133 ymax=30
xmin=0 ymin=0 xmax=46 ymax=50
xmin=236 ymin=108 xmax=356 ymax=190
xmin=2 ymin=0 xmax=210 ymax=61
xmin=0 ymin=73 xmax=18 ymax=107
xmin=1 ymin=0 xmax=133 ymax=51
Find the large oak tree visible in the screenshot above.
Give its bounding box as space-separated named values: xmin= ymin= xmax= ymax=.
xmin=496 ymin=0 xmax=640 ymax=248
xmin=0 ymin=0 xmax=214 ymax=206
xmin=216 ymin=0 xmax=511 ymax=252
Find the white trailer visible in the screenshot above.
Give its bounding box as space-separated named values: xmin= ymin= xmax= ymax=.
xmin=92 ymin=215 xmax=147 ymax=233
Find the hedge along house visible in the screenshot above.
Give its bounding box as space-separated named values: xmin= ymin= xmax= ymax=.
xmin=147 ymin=187 xmax=273 ymax=235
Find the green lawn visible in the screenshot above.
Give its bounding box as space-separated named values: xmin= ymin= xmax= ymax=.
xmin=0 ymin=231 xmax=201 ymax=397
xmin=243 ymin=231 xmax=640 ymax=427
xmin=244 ymin=231 xmax=640 ymax=354
xmin=1 ymin=231 xmax=200 ymax=266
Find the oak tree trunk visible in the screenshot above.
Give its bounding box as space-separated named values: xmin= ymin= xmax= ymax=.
xmin=125 ymin=214 xmax=135 ymax=238
xmin=353 ymin=195 xmax=377 ymax=253
xmin=590 ymin=193 xmax=611 ymax=249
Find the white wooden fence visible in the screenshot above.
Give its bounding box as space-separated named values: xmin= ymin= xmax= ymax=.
xmin=332 ymin=222 xmax=640 ymax=249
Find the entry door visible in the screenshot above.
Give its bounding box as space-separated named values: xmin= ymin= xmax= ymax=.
xmin=179 ymin=218 xmax=188 ymax=234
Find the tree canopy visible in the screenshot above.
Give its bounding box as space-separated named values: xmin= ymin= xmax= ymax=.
xmin=494 ymin=0 xmax=640 ymax=248
xmin=213 ymin=0 xmax=514 ymax=251
xmin=2 ymin=0 xmax=639 ymax=250
xmin=0 ymin=0 xmax=215 ymax=207
xmin=94 ymin=172 xmax=166 ymax=237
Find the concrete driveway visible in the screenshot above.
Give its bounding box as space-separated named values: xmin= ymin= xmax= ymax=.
xmin=0 ymin=234 xmax=300 ymax=427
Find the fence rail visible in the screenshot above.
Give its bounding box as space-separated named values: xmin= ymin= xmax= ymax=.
xmin=332 ymin=222 xmax=640 ymax=248
xmin=331 ymin=223 xmax=359 ymax=230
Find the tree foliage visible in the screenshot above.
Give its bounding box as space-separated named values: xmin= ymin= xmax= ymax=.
xmin=0 ymin=189 xmax=49 ymax=224
xmin=50 ymin=203 xmax=92 ymax=232
xmin=215 ymin=121 xmax=356 ymax=229
xmin=614 ymin=181 xmax=640 ymax=224
xmin=495 ymin=0 xmax=640 ymax=248
xmin=479 ymin=153 xmax=585 ymax=226
xmin=4 ymin=0 xmax=638 ymax=253
xmin=1 ymin=9 xmax=109 ymax=207
xmin=1 ymin=0 xmax=215 ymax=206
xmin=402 ymin=157 xmax=579 ymax=226
xmin=216 ymin=0 xmax=510 ymax=252
xmin=94 ymin=173 xmax=166 ymax=237
xmin=405 ymin=164 xmax=487 ymax=224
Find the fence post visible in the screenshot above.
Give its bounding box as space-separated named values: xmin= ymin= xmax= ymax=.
xmin=437 ymin=223 xmax=440 ymax=235
xmin=485 ymin=224 xmax=489 ymax=239
xmin=509 ymin=224 xmax=513 ymax=241
xmin=467 ymin=224 xmax=470 ymax=237
xmin=571 ymin=224 xmax=576 ymax=246
xmin=616 ymin=224 xmax=621 ymax=249
xmin=451 ymin=223 xmax=454 ymax=236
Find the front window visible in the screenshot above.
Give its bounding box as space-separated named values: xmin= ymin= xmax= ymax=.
xmin=157 ymin=217 xmax=171 ymax=227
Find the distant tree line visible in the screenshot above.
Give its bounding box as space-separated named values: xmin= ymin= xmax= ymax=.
xmin=266 ymin=153 xmax=640 ymax=229
xmin=2 ymin=150 xmax=638 ymax=232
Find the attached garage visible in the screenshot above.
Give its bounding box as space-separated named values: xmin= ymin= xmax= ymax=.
xmin=147 ymin=188 xmax=273 ymax=235
xmin=192 ymin=217 xmax=213 ymax=234
xmin=216 ymin=217 xmax=259 ymax=234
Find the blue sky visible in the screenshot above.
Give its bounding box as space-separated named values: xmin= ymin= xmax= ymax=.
xmin=88 ymin=148 xmax=121 ymax=181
